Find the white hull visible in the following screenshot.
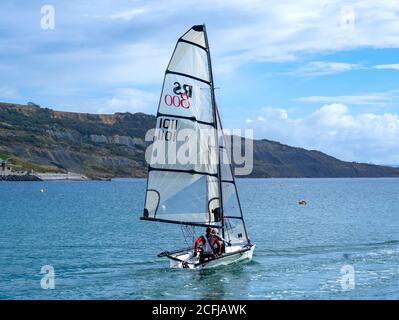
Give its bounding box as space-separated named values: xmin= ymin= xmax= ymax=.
xmin=166 ymin=244 xmax=255 ymax=269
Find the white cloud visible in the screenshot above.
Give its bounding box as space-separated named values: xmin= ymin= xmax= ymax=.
xmin=208 ymin=0 xmax=399 ymax=70
xmin=8 ymin=0 xmax=399 ymax=84
xmin=30 ymin=43 xmax=170 ymax=86
xmin=86 ymin=0 xmax=399 ymax=79
xmin=374 ymin=64 xmax=399 ymax=71
xmin=0 ymin=86 xmax=20 ymax=99
xmin=2 ymin=0 xmax=399 ymax=111
xmin=104 ymin=43 xmax=170 ymax=85
xmin=257 ymin=116 xmax=265 ymax=121
xmin=246 ymin=104 xmax=399 ymax=164
xmin=97 ymin=88 xmax=158 ymax=114
xmin=286 ymin=61 xmax=362 ymax=76
xmin=297 ymin=89 xmax=399 ymax=106
xmin=84 ymin=7 xmax=145 ymax=20
xmin=109 ymin=8 xmax=146 ymax=20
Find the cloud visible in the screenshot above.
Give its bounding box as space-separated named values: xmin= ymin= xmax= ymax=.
xmin=1 ymin=1 xmax=399 ymax=112
xmin=283 ymin=61 xmax=399 ymax=78
xmin=89 ymin=8 xmax=146 ymax=20
xmin=208 ymin=0 xmax=399 ymax=69
xmin=97 ymin=88 xmax=158 ymax=114
xmin=0 ymin=86 xmax=20 ymax=99
xmin=296 ymin=89 xmax=399 ymax=106
xmin=3 ymin=1 xmax=399 ymax=82
xmin=246 ymin=104 xmax=399 ymax=164
xmin=285 ymin=61 xmax=362 ymax=76
xmin=109 ymin=8 xmax=145 ymax=20
xmin=374 ymin=64 xmax=399 ymax=71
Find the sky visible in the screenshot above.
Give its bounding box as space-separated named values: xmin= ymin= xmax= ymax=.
xmin=0 ymin=0 xmax=399 ymax=164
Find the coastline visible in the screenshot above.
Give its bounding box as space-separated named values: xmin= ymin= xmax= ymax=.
xmin=34 ymin=172 xmax=89 ymax=181
xmin=0 ymin=175 xmax=41 ymax=181
xmin=2 ymin=174 xmax=399 ymax=182
xmin=0 ymin=172 xmax=89 ymax=182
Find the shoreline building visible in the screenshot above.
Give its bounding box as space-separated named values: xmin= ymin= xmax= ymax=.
xmin=0 ymin=159 xmax=12 ymax=175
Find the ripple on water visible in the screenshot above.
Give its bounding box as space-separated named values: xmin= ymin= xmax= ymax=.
xmin=1 ymin=178 xmax=399 ymax=299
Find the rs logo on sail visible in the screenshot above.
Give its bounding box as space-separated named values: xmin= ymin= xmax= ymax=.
xmin=164 ymin=82 xmax=192 ymax=109
xmin=173 ymin=82 xmax=192 ymax=97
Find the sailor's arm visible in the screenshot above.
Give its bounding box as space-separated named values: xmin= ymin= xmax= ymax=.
xmin=215 ymin=234 xmax=231 ymax=246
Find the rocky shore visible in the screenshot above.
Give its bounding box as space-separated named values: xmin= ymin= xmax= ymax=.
xmin=0 ymin=175 xmax=41 ymax=181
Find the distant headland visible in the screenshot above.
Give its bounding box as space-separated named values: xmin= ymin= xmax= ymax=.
xmin=1 ymin=102 xmax=399 ymax=180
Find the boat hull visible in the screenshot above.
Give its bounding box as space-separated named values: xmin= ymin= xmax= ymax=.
xmin=166 ymin=244 xmax=255 ymax=269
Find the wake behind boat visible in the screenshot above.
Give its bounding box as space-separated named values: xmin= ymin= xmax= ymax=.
xmin=140 ymin=24 xmax=255 ymax=269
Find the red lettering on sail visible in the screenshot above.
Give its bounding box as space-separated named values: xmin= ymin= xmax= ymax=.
xmin=164 ymin=94 xmax=191 ymax=109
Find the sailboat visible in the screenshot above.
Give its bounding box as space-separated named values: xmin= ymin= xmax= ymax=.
xmin=140 ymin=24 xmax=255 ymax=269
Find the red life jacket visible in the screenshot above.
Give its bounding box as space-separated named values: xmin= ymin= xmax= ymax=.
xmin=194 ymin=235 xmax=221 ymax=254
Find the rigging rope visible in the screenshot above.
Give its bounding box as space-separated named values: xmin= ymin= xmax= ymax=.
xmin=181 ymin=225 xmax=196 ymax=248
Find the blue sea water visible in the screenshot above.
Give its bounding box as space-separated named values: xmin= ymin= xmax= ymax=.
xmin=0 ymin=178 xmax=398 ymax=300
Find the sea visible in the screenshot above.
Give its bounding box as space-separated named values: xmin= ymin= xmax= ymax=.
xmin=0 ymin=178 xmax=398 ymax=300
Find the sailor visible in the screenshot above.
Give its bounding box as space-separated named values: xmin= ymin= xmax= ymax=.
xmin=210 ymin=228 xmax=223 ymax=254
xmin=194 ymin=227 xmax=222 ymax=261
xmin=211 ymin=228 xmax=231 ymax=253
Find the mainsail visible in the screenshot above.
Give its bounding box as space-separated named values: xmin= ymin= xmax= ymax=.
xmin=141 ymin=25 xmax=249 ymax=244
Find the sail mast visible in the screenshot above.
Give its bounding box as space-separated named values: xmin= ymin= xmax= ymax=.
xmin=203 ymin=24 xmax=225 ymax=239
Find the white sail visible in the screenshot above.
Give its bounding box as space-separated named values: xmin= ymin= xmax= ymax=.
xmin=142 ymin=25 xmax=250 ymax=246
xmin=142 ymin=25 xmax=221 ymax=227
xmin=141 ymin=25 xmax=254 ymax=269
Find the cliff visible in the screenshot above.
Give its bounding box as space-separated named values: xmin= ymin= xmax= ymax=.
xmin=1 ymin=102 xmax=399 ymax=178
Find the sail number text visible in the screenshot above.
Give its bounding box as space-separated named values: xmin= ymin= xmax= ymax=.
xmin=164 ymin=82 xmax=192 ymax=109
xmin=157 ymin=118 xmax=178 ymax=141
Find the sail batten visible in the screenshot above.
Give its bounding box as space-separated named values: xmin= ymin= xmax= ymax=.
xmin=156 ymin=112 xmax=215 ymax=127
xmin=165 ymin=70 xmax=211 ymax=85
xmin=178 ymin=39 xmax=207 ymax=51
xmin=148 ymin=166 xmax=218 ymax=177
xmin=140 ymin=216 xmax=221 ymax=228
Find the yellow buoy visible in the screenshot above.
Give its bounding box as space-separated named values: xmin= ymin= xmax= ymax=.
xmin=39 ymin=188 xmax=44 ymax=193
